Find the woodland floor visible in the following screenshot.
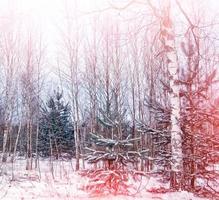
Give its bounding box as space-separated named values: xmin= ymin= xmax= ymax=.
xmin=0 ymin=158 xmax=209 ymax=200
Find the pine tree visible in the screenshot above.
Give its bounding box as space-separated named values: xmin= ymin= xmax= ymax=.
xmin=85 ymin=132 xmax=144 ymax=168
xmin=81 ymin=110 xmax=147 ymax=195
xmin=38 ymin=90 xmax=74 ymax=158
xmin=179 ymin=32 xmax=219 ymax=197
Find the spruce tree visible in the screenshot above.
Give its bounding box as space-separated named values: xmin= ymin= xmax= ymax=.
xmin=38 ymin=90 xmax=74 ymax=158
xmin=82 ymin=110 xmax=147 ymax=195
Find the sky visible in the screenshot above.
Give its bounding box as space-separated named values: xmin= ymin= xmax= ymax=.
xmin=0 ymin=0 xmax=219 ymax=74
xmin=0 ymin=0 xmax=219 ymax=49
xmin=0 ymin=0 xmax=218 ymax=97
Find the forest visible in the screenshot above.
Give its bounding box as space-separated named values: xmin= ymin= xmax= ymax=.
xmin=0 ymin=0 xmax=218 ymax=199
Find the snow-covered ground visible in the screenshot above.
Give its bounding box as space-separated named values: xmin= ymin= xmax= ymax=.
xmin=0 ymin=158 xmax=209 ymax=200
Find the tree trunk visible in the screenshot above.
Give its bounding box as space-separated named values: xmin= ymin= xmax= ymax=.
xmin=26 ymin=113 xmax=33 ymax=170
xmin=75 ymin=122 xmax=80 ymax=171
xmin=35 ymin=122 xmax=39 ymax=168
xmin=2 ymin=125 xmax=9 ymax=162
xmin=161 ymin=0 xmax=183 ymax=189
xmin=11 ymin=121 xmax=22 ymax=162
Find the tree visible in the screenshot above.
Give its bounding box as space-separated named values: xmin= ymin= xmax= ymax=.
xmin=158 ymin=0 xmax=183 ymax=189
xmin=38 ymin=90 xmax=74 ymax=158
xmin=178 ymin=11 xmax=219 ymax=197
xmin=0 ymin=13 xmax=20 ymax=163
xmin=57 ymin=0 xmax=81 ymax=170
xmin=20 ymin=32 xmax=44 ymax=170
xmin=83 ymin=114 xmax=146 ymax=195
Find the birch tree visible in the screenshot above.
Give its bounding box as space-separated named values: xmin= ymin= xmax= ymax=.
xmin=0 ymin=20 xmax=20 ymax=163
xmin=58 ymin=0 xmax=81 ymax=170
xmin=159 ymin=0 xmax=183 ymax=188
xmin=20 ymin=31 xmax=44 ymax=170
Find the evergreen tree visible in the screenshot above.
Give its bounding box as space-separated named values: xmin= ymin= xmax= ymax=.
xmin=38 ymin=90 xmax=74 ymax=158
xmin=82 ymin=110 xmax=147 ymax=195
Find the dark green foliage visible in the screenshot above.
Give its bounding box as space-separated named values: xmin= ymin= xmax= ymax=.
xmin=38 ymin=90 xmax=74 ymax=158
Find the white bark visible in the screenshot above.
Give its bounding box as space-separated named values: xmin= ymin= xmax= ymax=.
xmin=161 ymin=0 xmax=183 ymax=178
xmin=168 ymin=51 xmax=183 ymax=173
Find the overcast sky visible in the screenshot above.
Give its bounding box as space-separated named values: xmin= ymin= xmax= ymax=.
xmin=0 ymin=0 xmax=219 ymax=48
xmin=0 ymin=0 xmax=219 ymax=69
xmin=0 ymin=0 xmax=219 ymax=96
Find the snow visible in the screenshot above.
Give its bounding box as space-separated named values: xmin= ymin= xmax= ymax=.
xmin=0 ymin=158 xmax=209 ymax=200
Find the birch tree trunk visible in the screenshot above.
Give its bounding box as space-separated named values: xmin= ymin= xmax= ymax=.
xmin=11 ymin=121 xmax=22 ymax=162
xmin=2 ymin=126 xmax=9 ymax=162
xmin=160 ymin=1 xmax=183 ymax=188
